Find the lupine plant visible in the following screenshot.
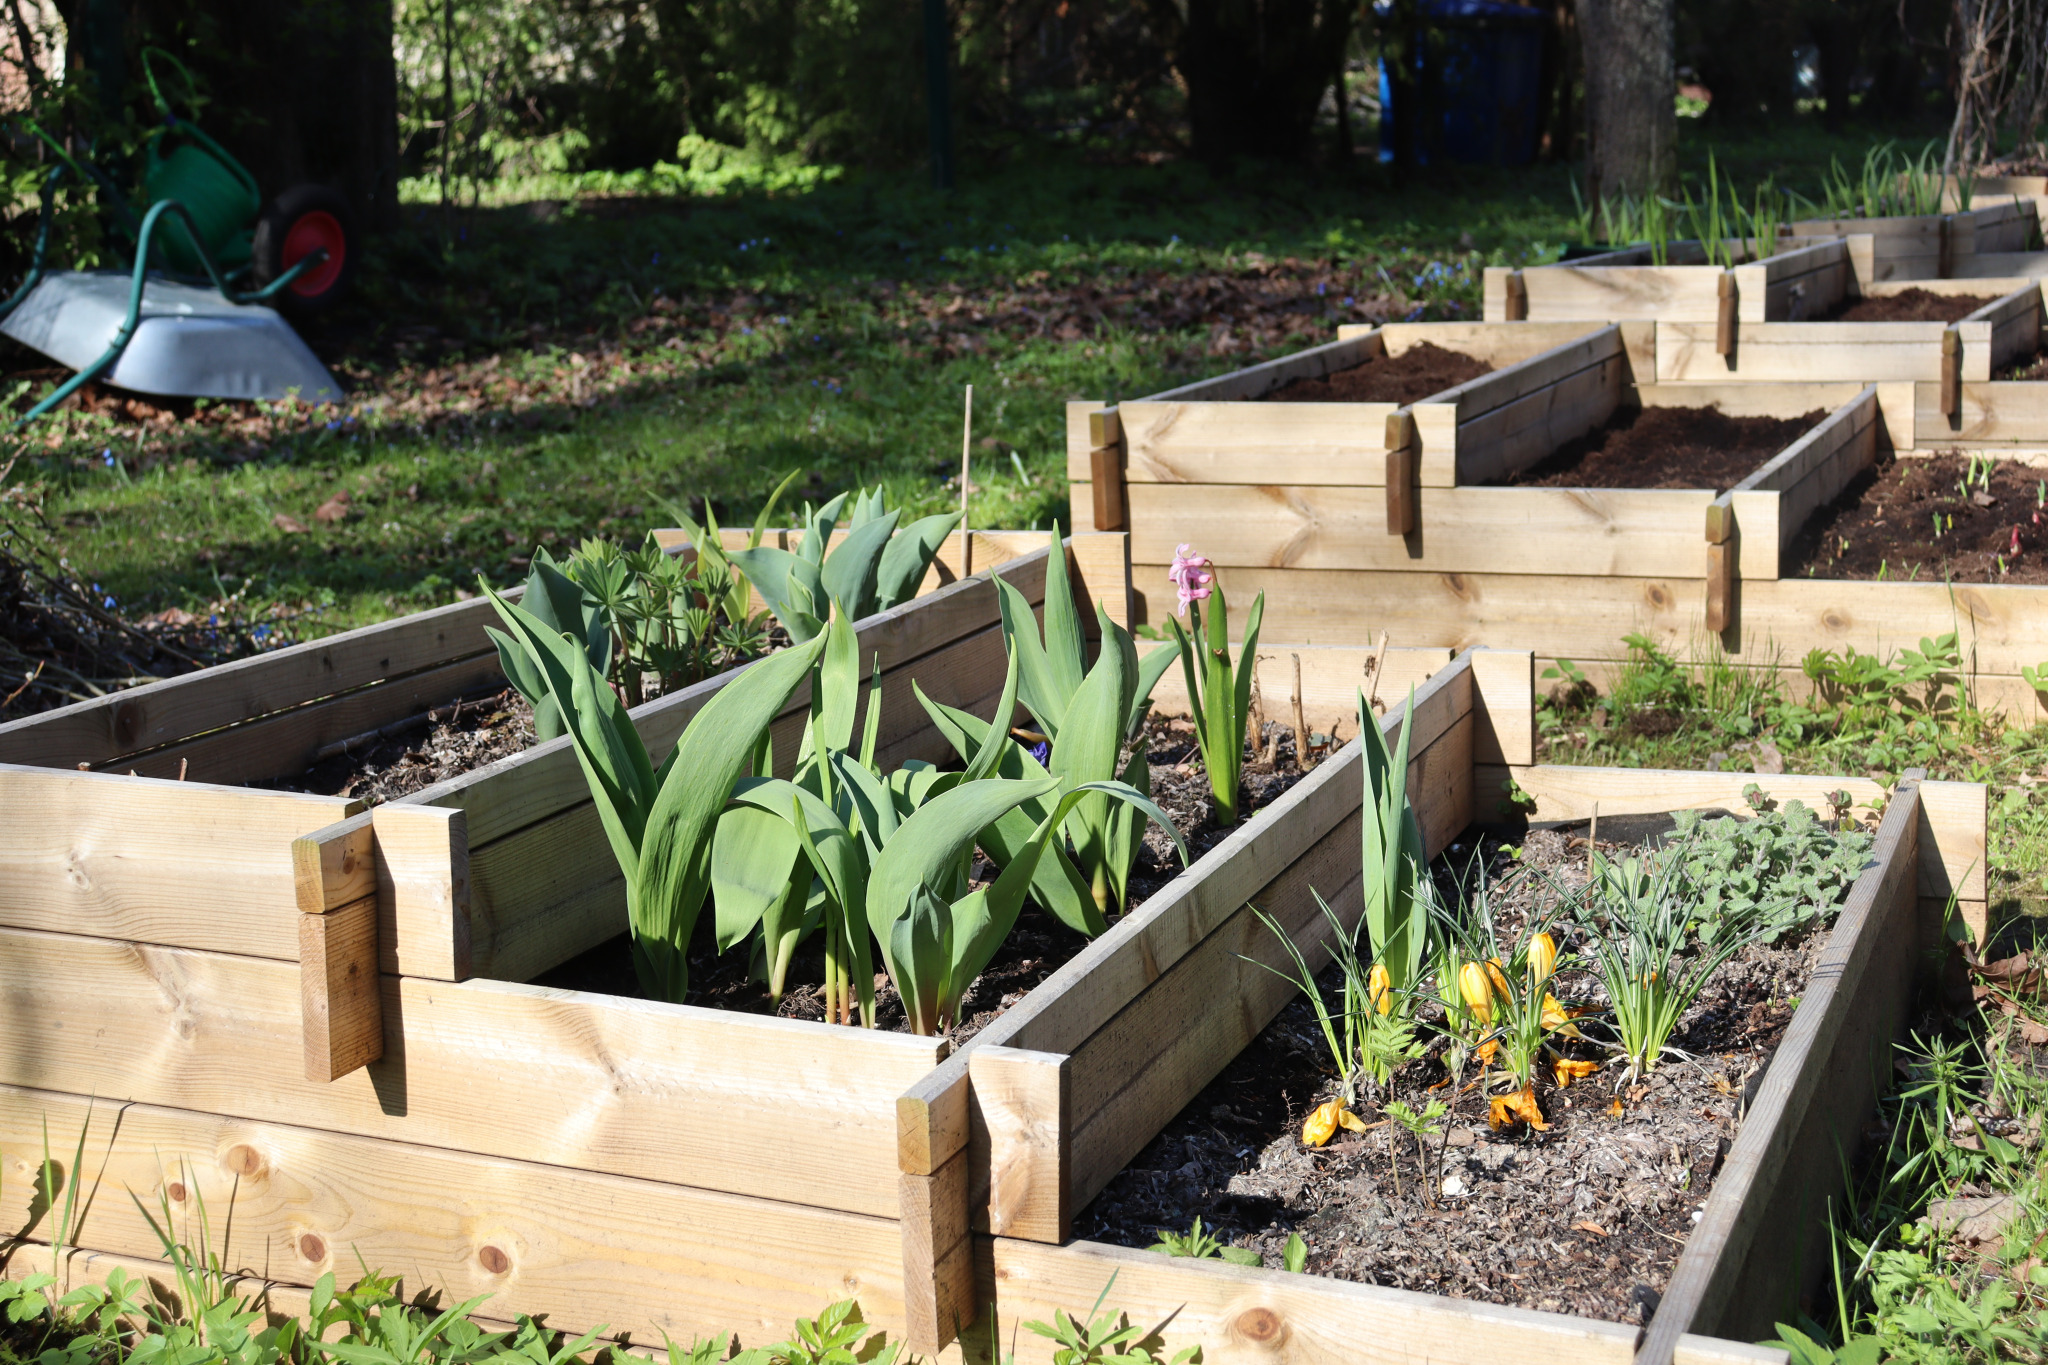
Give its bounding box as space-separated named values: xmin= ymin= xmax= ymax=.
xmin=1164 ymin=544 xmax=1264 ymax=826
xmin=728 ymin=485 xmax=962 ymax=643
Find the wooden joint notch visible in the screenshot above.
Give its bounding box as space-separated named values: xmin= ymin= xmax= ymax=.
xmin=1941 ymin=328 xmax=1963 ymax=427
xmin=1503 ymin=270 xmax=1528 ymax=321
xmin=293 ymin=812 xmax=383 ymax=1083
xmin=969 ymin=1046 xmax=1071 ymax=1243
xmin=1087 ymin=408 xmax=1127 ymax=533
xmin=1715 ymin=272 xmax=1739 ymax=357
xmin=1384 ymin=410 xmax=1418 ymax=536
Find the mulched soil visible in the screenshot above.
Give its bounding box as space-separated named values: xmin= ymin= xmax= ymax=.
xmin=1824 ymin=289 xmax=2000 ymax=323
xmin=1261 ymin=343 xmax=1492 ymax=405
xmin=1503 ymin=407 xmax=1827 ymax=490
xmin=1077 ymin=817 xmax=1850 ymax=1327
xmin=1785 ymin=451 xmax=2048 ymax=585
xmin=262 ymin=686 xmax=540 ymax=803
xmin=531 ymin=712 xmax=1327 ymax=1041
xmin=1999 ymin=352 xmax=2048 ymax=381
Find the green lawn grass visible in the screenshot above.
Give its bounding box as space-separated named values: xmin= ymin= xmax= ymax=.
xmin=7 ymin=116 xmax=1948 ymax=634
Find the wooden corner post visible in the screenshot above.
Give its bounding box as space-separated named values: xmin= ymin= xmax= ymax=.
xmin=292 ymin=812 xmax=383 ymax=1083
xmin=1941 ymin=328 xmax=1963 ymax=427
xmin=1087 ymin=409 xmax=1127 ymax=532
xmin=898 ymin=1066 xmax=974 ymax=1356
xmin=1715 ymin=272 xmax=1738 ymax=358
xmin=1384 ymin=410 xmax=1418 ymax=536
xmin=1503 ymin=270 xmax=1528 ymax=321
xmin=1704 ymin=493 xmax=1737 ymax=635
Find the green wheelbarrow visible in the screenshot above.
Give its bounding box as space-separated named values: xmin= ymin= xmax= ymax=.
xmin=2 ymin=50 xmax=353 ymax=424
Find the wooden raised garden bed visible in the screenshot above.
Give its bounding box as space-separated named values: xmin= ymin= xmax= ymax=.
xmin=1790 ymin=198 xmax=2038 ymax=282
xmin=0 ymin=532 xmax=1460 ymax=1357
xmin=955 ymin=649 xmax=1985 ymax=1365
xmin=1652 ymin=279 xmax=2042 ymax=387
xmin=1480 ymin=239 xmax=1855 ymax=350
xmin=1075 ymin=319 xmax=2048 ymax=726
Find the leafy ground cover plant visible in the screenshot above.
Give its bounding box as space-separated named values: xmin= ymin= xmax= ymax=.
xmin=1162 ymin=545 xmax=1264 ymax=827
xmin=1670 ymin=797 xmax=1875 ymax=946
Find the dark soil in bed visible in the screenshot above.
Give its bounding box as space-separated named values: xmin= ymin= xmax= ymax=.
xmin=1262 ymin=343 xmax=1492 ymax=405
xmin=1999 ymin=351 xmax=2048 ymax=381
xmin=1077 ymin=819 xmax=1843 ymax=1327
xmin=530 ymin=713 xmax=1325 ymax=1041
xmin=1502 ymin=406 xmax=1827 ymax=490
xmin=1824 ymin=288 xmax=1999 ymax=323
xmin=261 ymin=687 xmax=539 ymax=802
xmin=1785 ymin=451 xmax=2048 ymax=584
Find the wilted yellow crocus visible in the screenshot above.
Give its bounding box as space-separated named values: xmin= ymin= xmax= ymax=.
xmin=1302 ymin=1099 xmax=1369 ymax=1147
xmin=1528 ymin=932 xmax=1557 ymax=990
xmin=1552 ymin=1057 xmax=1601 ymax=1088
xmin=1484 ymin=957 xmax=1512 ymax=1000
xmin=1540 ymin=992 xmax=1584 ymax=1039
xmin=1367 ymin=963 xmax=1392 ymax=1016
xmin=1488 ymin=1084 xmax=1550 ymax=1131
xmin=1458 ymin=961 xmax=1494 ymax=1025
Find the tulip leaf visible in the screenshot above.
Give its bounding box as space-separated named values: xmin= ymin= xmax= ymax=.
xmin=865 ymin=776 xmax=1059 ymax=950
xmin=891 ymin=883 xmax=955 ymax=1036
xmin=626 ymin=625 xmax=829 ymax=999
xmin=728 ymin=545 xmax=822 ymax=641
xmin=995 ymin=573 xmax=1068 ymax=740
xmin=876 ymin=511 xmax=964 ymax=611
xmin=710 ymin=803 xmax=805 ymax=953
xmin=799 ymin=491 xmax=852 ymax=566
xmin=819 ymin=508 xmax=900 ymax=620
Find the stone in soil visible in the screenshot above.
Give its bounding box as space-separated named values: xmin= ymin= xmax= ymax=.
xmin=1076 ymin=822 xmax=1852 ymax=1326
xmin=1503 ymin=407 xmax=1828 ymax=490
xmin=1825 ymin=289 xmax=2000 ymax=324
xmin=1262 ymin=343 xmax=1492 ymax=405
xmin=530 ymin=714 xmax=1325 ymax=1039
xmin=1786 ymin=451 xmax=2048 ymax=585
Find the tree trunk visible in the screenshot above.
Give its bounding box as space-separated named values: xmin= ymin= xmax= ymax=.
xmin=1577 ymin=0 xmax=1675 ymax=201
xmin=132 ymin=0 xmax=399 ymax=233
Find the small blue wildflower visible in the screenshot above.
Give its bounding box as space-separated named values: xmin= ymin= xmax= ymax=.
xmin=326 ymin=419 xmax=341 ymax=431
xmin=254 ymin=624 xmax=270 ymax=638
xmin=1343 ymin=296 xmax=1354 ymax=306
xmin=1405 ymin=304 xmax=1426 ymax=321
xmin=104 ymin=596 xmax=116 ymax=609
xmin=1317 ymin=282 xmax=1327 ymax=296
xmin=101 ymin=449 xmax=114 ymax=466
xmin=209 ymin=614 xmax=219 ymax=626
xmin=652 ymin=252 xmax=661 ymax=264
xmin=1028 ymin=740 xmax=1050 ymax=765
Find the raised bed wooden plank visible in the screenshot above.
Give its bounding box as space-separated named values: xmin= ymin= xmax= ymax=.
xmin=1964 ymin=283 xmax=2044 ymax=370
xmin=1477 ymin=763 xmax=1986 ymax=906
xmin=0 ymin=926 xmax=944 ymax=1217
xmin=0 ymin=593 xmax=501 ymax=770
xmin=1450 ymin=333 xmax=1627 ymax=484
xmin=1112 ymin=484 xmax=1769 ymax=579
xmin=1732 ymin=240 xmax=1853 ymax=321
xmin=1657 ymin=319 xmax=1996 ymax=383
xmin=985 ymin=1237 xmax=1641 ymax=1365
xmin=1637 ymin=781 xmax=1924 ymax=1363
xmin=1637 ymin=381 xmax=1869 ymax=417
xmin=1914 ymin=380 xmax=2048 ymax=446
xmin=1139 ymin=333 xmax=1383 ymax=404
xmin=1486 ymin=262 xmax=1725 ymax=324
xmin=1122 ymin=564 xmax=2048 ymax=703
xmin=0 ymin=1083 xmax=912 ymax=1349
xmin=0 ymin=765 xmax=358 ymax=959
xmin=114 ymin=651 xmax=512 ymax=785
xmin=1107 ymin=399 xmax=1398 ymax=488
xmin=1376 ymin=320 xmax=1612 ymax=367
xmin=1716 ymin=387 xmax=1879 ymax=568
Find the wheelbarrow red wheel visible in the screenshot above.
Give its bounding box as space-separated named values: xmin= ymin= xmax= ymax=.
xmin=253 ymin=184 xmax=356 ymax=316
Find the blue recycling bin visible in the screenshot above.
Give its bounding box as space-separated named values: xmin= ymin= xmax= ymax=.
xmin=1377 ymin=0 xmax=1546 ymax=166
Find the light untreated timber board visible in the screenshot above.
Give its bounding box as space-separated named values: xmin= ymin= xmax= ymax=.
xmin=1480 ymin=764 xmax=1985 ymax=904
xmin=1638 ymin=784 xmax=1923 ymax=1363
xmin=986 ymin=1238 xmax=1641 ymax=1365
xmin=1915 ymin=381 xmax=2048 ymax=446
xmin=0 ymin=1084 xmax=912 ymax=1350
xmin=0 ymin=928 xmax=945 ymax=1217
xmin=1114 ymin=484 xmax=1771 ymax=578
xmin=0 ymin=765 xmax=358 ymax=959
xmin=1658 ymin=320 xmax=1997 ymax=383
xmin=1142 ymin=642 xmax=1452 ymax=738
xmin=0 ymin=593 xmax=501 ymax=770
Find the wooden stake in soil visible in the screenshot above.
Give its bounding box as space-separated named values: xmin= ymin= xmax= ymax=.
xmin=1941 ymin=329 xmax=1963 ymax=427
xmin=959 ymin=385 xmax=974 ymax=577
xmin=1503 ymin=270 xmax=1528 ymax=321
xmin=1588 ymin=803 xmax=1599 ymax=875
xmin=1715 ymin=273 xmax=1738 ymax=357
xmin=1364 ymin=629 xmax=1391 ymax=715
xmin=1291 ymin=652 xmax=1310 ymax=770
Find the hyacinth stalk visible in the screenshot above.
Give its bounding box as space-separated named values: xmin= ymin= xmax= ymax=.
xmin=1164 ymin=545 xmax=1263 ymax=827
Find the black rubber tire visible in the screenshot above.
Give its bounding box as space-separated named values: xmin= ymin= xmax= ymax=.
xmin=252 ymin=184 xmax=357 ymax=317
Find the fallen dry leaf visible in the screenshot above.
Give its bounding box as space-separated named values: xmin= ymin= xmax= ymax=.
xmin=1488 ymin=1084 xmax=1550 ymax=1132
xmin=314 ymin=491 xmax=353 ymax=523
xmin=272 ymin=513 xmax=309 ymax=534
xmin=1552 ymin=1058 xmax=1601 ymax=1088
xmin=1571 ymin=1221 xmax=1609 ymax=1238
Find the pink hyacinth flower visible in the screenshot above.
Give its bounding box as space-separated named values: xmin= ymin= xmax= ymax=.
xmin=1167 ymin=543 xmax=1214 ymax=616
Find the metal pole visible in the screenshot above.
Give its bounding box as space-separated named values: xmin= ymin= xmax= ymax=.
xmin=922 ymin=0 xmax=954 ymax=191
